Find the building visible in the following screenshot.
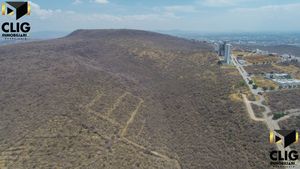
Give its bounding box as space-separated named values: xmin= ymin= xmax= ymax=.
xmin=273 ymin=79 xmax=300 ymax=89
xmin=218 ymin=41 xmax=226 ymax=56
xmin=281 ymin=54 xmax=300 ymax=62
xmin=255 ymin=49 xmax=269 ymax=55
xmin=265 ymin=73 xmax=291 ymax=79
xmin=237 ymin=59 xmax=247 ymax=65
xmin=265 ymin=73 xmax=300 ymax=89
xmin=217 ymin=41 xmax=232 ymax=64
xmin=225 ymin=44 xmax=232 ymax=64
xmin=214 ymin=43 xmax=219 ymax=53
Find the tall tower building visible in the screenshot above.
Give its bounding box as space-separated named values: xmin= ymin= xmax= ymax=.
xmin=218 ymin=41 xmax=226 ymax=56
xmin=225 ymin=44 xmax=231 ymax=64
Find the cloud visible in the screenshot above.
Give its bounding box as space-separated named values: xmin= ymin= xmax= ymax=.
xmin=164 ymin=5 xmax=197 ymax=13
xmin=72 ymin=0 xmax=108 ymax=5
xmin=201 ymin=0 xmax=236 ymax=7
xmin=94 ymin=0 xmax=109 ymax=4
xmin=26 ymin=0 xmax=300 ymax=32
xmin=231 ymin=3 xmax=300 ymax=13
xmin=26 ymin=1 xmax=179 ymax=31
xmin=30 ymin=1 xmax=62 ymax=19
xmin=72 ymin=0 xmax=83 ymax=5
xmin=222 ymin=3 xmax=300 ymax=31
xmin=29 ymin=1 xmax=172 ymax=22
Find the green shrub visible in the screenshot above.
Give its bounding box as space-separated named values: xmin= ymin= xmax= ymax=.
xmin=237 ymin=80 xmax=246 ymax=88
xmin=272 ymin=112 xmax=285 ymax=120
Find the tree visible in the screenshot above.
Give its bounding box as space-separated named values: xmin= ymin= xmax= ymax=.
xmin=286 ymin=74 xmax=292 ymax=79
xmin=272 ymin=112 xmax=285 ymax=120
xmin=248 ymin=80 xmax=253 ymax=85
xmin=238 ymin=80 xmax=246 ymax=87
xmin=269 ymin=86 xmax=275 ymax=90
xmin=252 ymin=84 xmax=258 ymax=89
xmin=262 ymin=86 xmax=268 ymax=91
xmin=217 ymin=61 xmax=222 ymax=65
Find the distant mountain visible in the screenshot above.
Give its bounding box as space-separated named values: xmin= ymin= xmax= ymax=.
xmin=30 ymin=31 xmax=69 ymax=39
xmin=0 ymin=29 xmax=272 ymax=169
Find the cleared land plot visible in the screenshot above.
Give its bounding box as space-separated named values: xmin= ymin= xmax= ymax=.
xmin=232 ymin=51 xmax=253 ymax=57
xmin=244 ymin=64 xmax=282 ymax=75
xmin=252 ymin=76 xmax=278 ymax=89
xmin=245 ymin=63 xmax=300 ymax=79
xmin=273 ymin=63 xmax=300 ymax=79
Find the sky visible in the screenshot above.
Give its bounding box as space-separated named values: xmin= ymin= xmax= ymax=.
xmin=2 ymin=0 xmax=300 ymax=33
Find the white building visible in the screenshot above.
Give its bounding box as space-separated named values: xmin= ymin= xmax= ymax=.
xmin=225 ymin=44 xmax=232 ymax=64
xmin=237 ymin=59 xmax=247 ymax=65
xmin=255 ymin=49 xmax=269 ymax=55
xmin=281 ymin=54 xmax=300 ymax=62
xmin=265 ymin=73 xmax=300 ymax=89
xmin=266 ymin=73 xmax=290 ymax=79
xmin=273 ymin=79 xmax=300 ymax=89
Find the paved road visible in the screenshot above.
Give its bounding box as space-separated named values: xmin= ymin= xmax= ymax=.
xmin=232 ymin=56 xmax=263 ymax=95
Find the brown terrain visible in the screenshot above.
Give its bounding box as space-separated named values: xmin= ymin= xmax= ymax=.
xmin=237 ymin=44 xmax=300 ymax=57
xmin=244 ymin=64 xmax=283 ymax=75
xmin=0 ymin=29 xmax=274 ymax=169
xmin=244 ymin=55 xmax=279 ymax=65
xmin=265 ymin=89 xmax=300 ymax=113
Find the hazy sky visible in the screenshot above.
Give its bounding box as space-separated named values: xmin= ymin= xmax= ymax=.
xmin=2 ymin=0 xmax=300 ymax=33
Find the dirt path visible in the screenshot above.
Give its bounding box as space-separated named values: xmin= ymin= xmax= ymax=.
xmin=122 ymin=138 xmax=181 ymax=169
xmin=276 ymin=109 xmax=300 ymax=123
xmin=242 ymin=94 xmax=264 ymax=122
xmin=84 ymin=90 xmax=181 ymax=169
xmin=120 ymin=99 xmax=144 ymax=137
xmin=107 ymin=92 xmax=129 ymax=116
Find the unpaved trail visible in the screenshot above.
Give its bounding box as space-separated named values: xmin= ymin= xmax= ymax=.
xmin=84 ymin=90 xmax=182 ymax=169
xmin=120 ymin=99 xmax=144 ymax=137
xmin=276 ymin=109 xmax=300 ymax=123
xmin=242 ymin=94 xmax=264 ymax=122
xmin=106 ymin=92 xmax=129 ymax=116
xmin=122 ymin=138 xmax=182 ymax=169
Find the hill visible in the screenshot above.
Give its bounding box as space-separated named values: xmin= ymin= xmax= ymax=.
xmin=0 ymin=29 xmax=273 ymax=169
